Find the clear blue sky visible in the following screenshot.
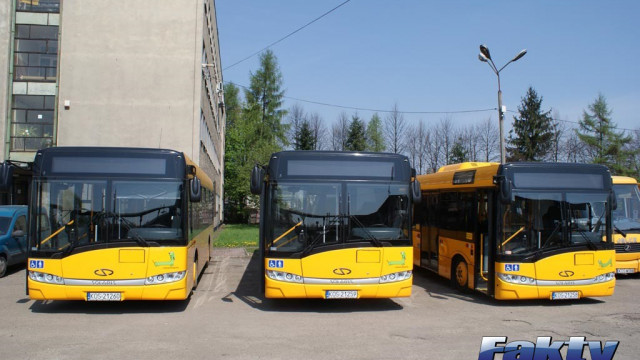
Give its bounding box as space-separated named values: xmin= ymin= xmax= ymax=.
xmin=216 ymin=0 xmax=640 ymax=134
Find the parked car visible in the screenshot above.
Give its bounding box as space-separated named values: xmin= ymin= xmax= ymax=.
xmin=0 ymin=205 xmax=28 ymax=277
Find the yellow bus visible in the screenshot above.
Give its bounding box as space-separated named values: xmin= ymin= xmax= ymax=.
xmin=27 ymin=147 xmax=214 ymax=301
xmin=611 ymin=176 xmax=640 ymax=274
xmin=250 ymin=151 xmax=421 ymax=299
xmin=415 ymin=162 xmax=616 ymax=300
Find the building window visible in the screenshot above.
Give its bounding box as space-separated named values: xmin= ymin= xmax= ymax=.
xmin=14 ymin=24 xmax=59 ymax=82
xmin=16 ymin=0 xmax=60 ymax=13
xmin=10 ymin=95 xmax=55 ymax=151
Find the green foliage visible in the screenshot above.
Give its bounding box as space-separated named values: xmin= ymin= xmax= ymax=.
xmin=224 ymin=51 xmax=287 ymax=223
xmin=576 ymin=94 xmax=634 ymax=175
xmin=345 ymin=115 xmax=367 ymax=151
xmin=213 ymin=224 xmax=259 ymax=249
xmin=449 ymin=138 xmax=468 ymax=164
xmin=296 ymin=120 xmax=316 ymax=150
xmin=244 ymin=50 xmax=288 ymax=147
xmin=366 ymin=113 xmax=385 ymax=152
xmin=506 ymin=87 xmax=554 ymax=161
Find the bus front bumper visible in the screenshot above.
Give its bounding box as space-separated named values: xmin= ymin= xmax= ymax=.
xmin=265 ymin=277 xmax=412 ymax=299
xmin=27 ymin=278 xmax=190 ymax=301
xmin=494 ymin=278 xmax=615 ymax=300
xmin=615 ymin=258 xmax=640 ymax=274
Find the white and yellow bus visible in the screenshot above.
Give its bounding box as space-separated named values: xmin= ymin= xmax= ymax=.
xmin=27 ymin=147 xmax=214 ymax=301
xmin=415 ymin=162 xmax=616 ymax=300
xmin=250 ymin=151 xmax=421 ymax=299
xmin=611 ymin=176 xmax=640 ymax=274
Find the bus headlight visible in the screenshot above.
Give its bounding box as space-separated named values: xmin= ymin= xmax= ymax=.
xmin=266 ymin=270 xmax=303 ymax=283
xmin=145 ymin=271 xmax=186 ymax=285
xmin=29 ymin=271 xmax=64 ymax=285
xmin=497 ymin=273 xmax=537 ymax=285
xmin=380 ymin=271 xmax=412 ymax=283
xmin=593 ymin=272 xmax=615 ymax=283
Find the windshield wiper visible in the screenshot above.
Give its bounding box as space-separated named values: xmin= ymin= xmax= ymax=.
xmin=101 ymin=211 xmax=150 ymax=247
xmin=570 ymin=225 xmax=598 ymax=250
xmin=301 ymin=232 xmax=326 ymax=256
xmin=348 ymin=215 xmax=382 ymax=247
xmin=540 ymin=221 xmax=562 ymax=249
xmin=614 ymin=226 xmax=627 ymax=238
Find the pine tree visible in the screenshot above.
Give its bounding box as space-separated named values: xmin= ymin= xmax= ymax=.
xmin=576 ymin=94 xmax=633 ymax=175
xmin=244 ymin=50 xmax=288 ymax=147
xmin=366 ymin=113 xmax=385 ymax=152
xmin=296 ymin=120 xmax=315 ymax=150
xmin=506 ymin=87 xmax=554 ymax=162
xmin=345 ymin=115 xmax=367 ymax=151
xmin=449 ymin=137 xmax=468 ymax=164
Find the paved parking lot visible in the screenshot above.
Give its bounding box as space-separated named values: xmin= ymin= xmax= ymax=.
xmin=1 ymin=249 xmax=639 ymax=360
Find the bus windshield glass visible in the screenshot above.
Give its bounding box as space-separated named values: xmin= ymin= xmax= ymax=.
xmin=31 ymin=179 xmax=184 ymax=253
xmin=266 ymin=182 xmax=410 ymax=253
xmin=612 ymin=184 xmax=640 ymax=231
xmin=500 ymin=191 xmax=610 ymax=258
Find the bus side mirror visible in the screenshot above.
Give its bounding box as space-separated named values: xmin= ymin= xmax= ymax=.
xmin=499 ymin=178 xmax=512 ymax=205
xmin=411 ymin=180 xmax=421 ymax=204
xmin=250 ymin=165 xmax=264 ymax=195
xmin=190 ymin=177 xmax=202 ymax=202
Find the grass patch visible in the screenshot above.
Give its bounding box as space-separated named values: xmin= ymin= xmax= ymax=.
xmin=214 ymin=224 xmax=259 ymax=249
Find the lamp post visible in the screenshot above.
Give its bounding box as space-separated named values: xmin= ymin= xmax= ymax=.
xmin=478 ymin=45 xmax=527 ymax=164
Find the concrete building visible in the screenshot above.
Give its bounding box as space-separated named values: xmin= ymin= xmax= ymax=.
xmin=1 ymin=0 xmax=225 ymax=227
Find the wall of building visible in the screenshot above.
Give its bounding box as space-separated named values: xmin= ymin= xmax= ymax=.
xmin=55 ymin=0 xmax=204 ymax=162
xmin=0 ymin=0 xmax=12 ymax=161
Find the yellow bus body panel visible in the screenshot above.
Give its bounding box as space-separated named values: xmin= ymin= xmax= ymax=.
xmin=28 ymin=246 xmax=194 ymax=301
xmin=613 ymin=233 xmax=640 ymax=273
xmin=494 ymin=250 xmax=616 ymax=300
xmin=265 ymin=247 xmax=413 ymax=299
xmin=611 ymin=176 xmax=640 ymax=273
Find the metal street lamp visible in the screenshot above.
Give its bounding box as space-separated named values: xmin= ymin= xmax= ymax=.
xmin=478 ymin=45 xmax=527 ymax=164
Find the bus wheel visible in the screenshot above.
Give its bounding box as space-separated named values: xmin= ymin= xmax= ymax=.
xmin=0 ymin=255 xmax=7 ymax=277
xmin=192 ymin=258 xmax=199 ymax=290
xmin=452 ymin=257 xmax=468 ymax=291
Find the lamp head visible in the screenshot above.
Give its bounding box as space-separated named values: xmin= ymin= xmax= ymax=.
xmin=479 ymin=44 xmax=492 ymax=60
xmin=512 ymin=49 xmax=527 ymax=62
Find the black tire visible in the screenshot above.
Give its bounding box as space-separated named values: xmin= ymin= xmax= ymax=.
xmin=0 ymin=255 xmax=7 ymax=278
xmin=451 ymin=257 xmax=469 ymax=292
xmin=192 ymin=255 xmax=199 ymax=291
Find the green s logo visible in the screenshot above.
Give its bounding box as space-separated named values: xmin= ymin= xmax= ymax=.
xmin=387 ymin=251 xmax=406 ymax=266
xmin=598 ymin=258 xmax=612 ymax=268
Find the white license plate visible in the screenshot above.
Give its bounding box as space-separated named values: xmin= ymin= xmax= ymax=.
xmin=325 ymin=290 xmax=358 ymax=299
xmin=551 ymin=291 xmax=580 ymax=300
xmin=87 ymin=292 xmax=122 ymax=301
xmin=616 ymin=268 xmax=635 ymax=274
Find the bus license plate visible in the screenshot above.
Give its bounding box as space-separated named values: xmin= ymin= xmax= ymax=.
xmin=551 ymin=291 xmax=579 ymax=300
xmin=325 ymin=290 xmax=358 ymax=299
xmin=616 ymin=268 xmax=635 ymax=274
xmin=87 ymin=292 xmax=122 ymax=301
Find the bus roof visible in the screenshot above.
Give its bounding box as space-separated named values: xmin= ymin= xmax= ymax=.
xmin=418 ymin=162 xmax=612 ymax=191
xmin=33 ymin=147 xmax=213 ymax=189
xmin=612 ymin=175 xmax=638 ymax=185
xmin=267 ymin=151 xmax=412 ymax=181
xmin=418 ymin=162 xmax=500 ymax=190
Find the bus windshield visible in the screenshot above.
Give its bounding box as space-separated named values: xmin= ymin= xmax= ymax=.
xmin=31 ymin=179 xmax=184 ymax=253
xmin=500 ymin=191 xmax=610 ymax=258
xmin=266 ymin=182 xmax=410 ymax=253
xmin=612 ymin=184 xmax=640 ymax=231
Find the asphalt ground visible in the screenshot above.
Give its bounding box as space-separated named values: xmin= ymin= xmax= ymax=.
xmin=1 ymin=248 xmax=639 ymax=360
